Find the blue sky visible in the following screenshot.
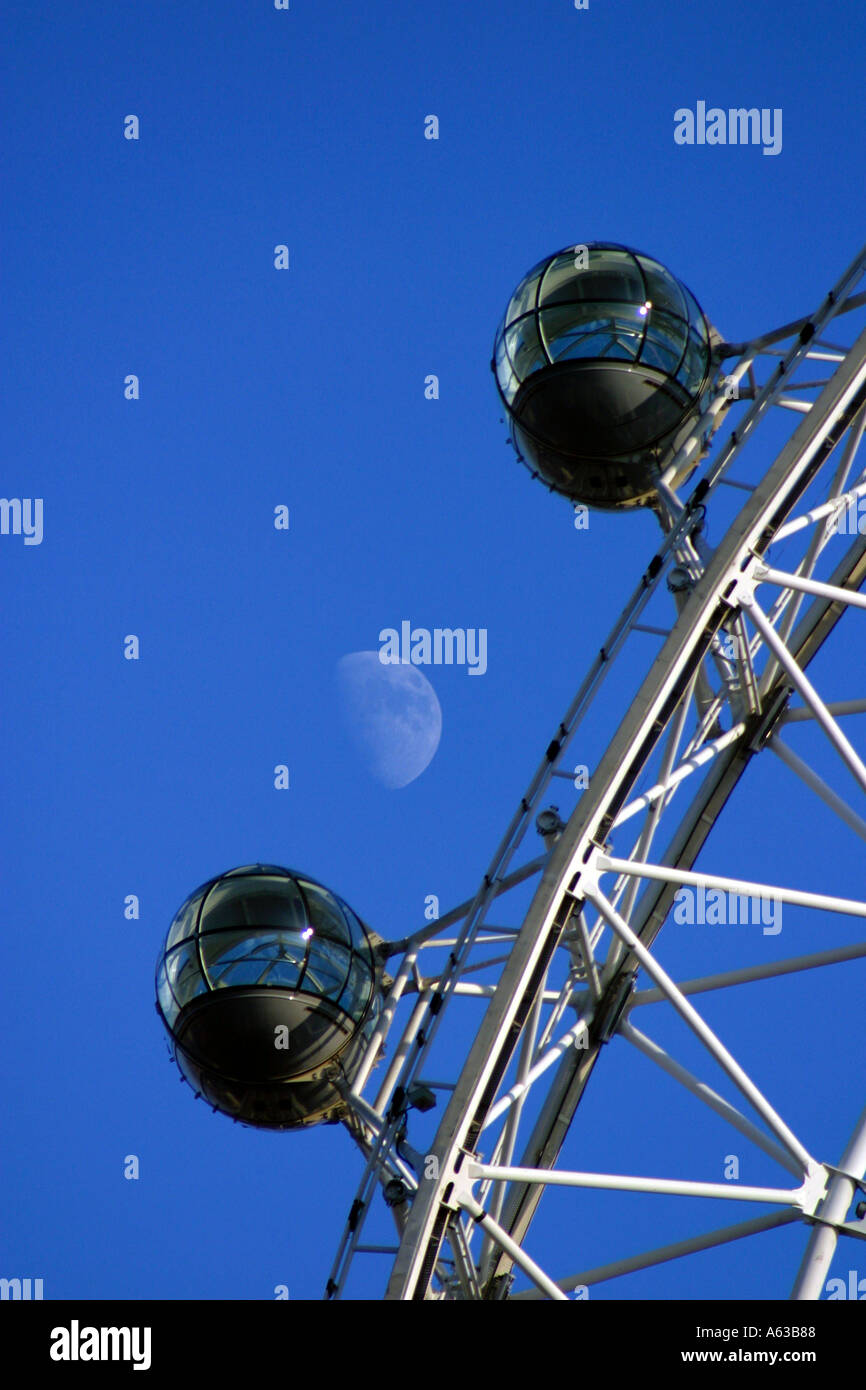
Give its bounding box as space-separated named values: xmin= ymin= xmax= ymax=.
xmin=3 ymin=0 xmax=866 ymax=1301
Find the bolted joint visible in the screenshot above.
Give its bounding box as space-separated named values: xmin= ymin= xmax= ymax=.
xmin=406 ymin=1083 xmax=437 ymax=1113
xmin=383 ymin=1178 xmax=410 ymax=1209
xmin=536 ymin=806 xmax=565 ymax=846
xmin=432 ymin=1147 xmax=478 ymax=1214
xmin=667 ymin=565 xmax=693 ymax=594
xmin=723 ymin=559 xmax=765 ymax=611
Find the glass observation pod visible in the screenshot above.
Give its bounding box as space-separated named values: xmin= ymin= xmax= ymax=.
xmin=155 ymin=864 xmax=382 ymax=1130
xmin=493 ymin=243 xmax=718 ymax=510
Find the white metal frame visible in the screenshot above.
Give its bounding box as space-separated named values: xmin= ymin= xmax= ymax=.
xmin=324 ymin=243 xmax=866 ymax=1301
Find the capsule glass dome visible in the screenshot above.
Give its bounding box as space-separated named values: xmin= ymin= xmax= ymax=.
xmin=493 ymin=243 xmax=714 ymax=510
xmin=155 ymin=864 xmax=381 ymax=1130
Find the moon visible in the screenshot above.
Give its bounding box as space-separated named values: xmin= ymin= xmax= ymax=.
xmin=336 ymin=652 xmax=442 ymax=789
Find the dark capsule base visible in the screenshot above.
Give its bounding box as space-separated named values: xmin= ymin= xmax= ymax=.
xmin=511 ymin=359 xmax=702 ymax=510
xmin=171 ymin=987 xmax=379 ymax=1130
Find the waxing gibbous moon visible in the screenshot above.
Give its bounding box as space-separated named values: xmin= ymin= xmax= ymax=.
xmin=336 ymin=651 xmax=442 ymax=789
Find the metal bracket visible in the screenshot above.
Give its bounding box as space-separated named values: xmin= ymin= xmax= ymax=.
xmin=438 ymin=1147 xmax=479 ymax=1215
xmin=724 ymin=563 xmax=762 ymax=610
xmin=747 ymin=683 xmax=794 ymax=752
xmin=803 ymin=1213 xmax=866 ymax=1244
xmin=797 ymin=1161 xmax=831 ymax=1216
xmin=822 ymin=1162 xmax=866 ymax=1193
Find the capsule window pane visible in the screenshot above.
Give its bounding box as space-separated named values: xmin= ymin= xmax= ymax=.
xmin=166 ymin=940 xmax=208 ymax=1009
xmin=681 ymin=285 xmax=708 ymax=335
xmin=506 ymin=259 xmax=546 ymax=322
xmin=166 ymin=885 xmax=209 ymax=950
xmin=641 ymin=334 xmax=681 ymax=375
xmin=301 ymin=940 xmax=352 ymax=1000
xmin=640 ymin=311 xmax=689 ymax=375
xmin=494 ymin=330 xmax=519 ymax=405
xmin=297 ymin=880 xmax=352 ymax=945
xmin=504 ymin=315 xmax=548 ymax=381
xmin=539 ymin=248 xmax=644 ymax=308
xmin=537 ymin=252 xmax=586 ymax=307
xmin=677 ymin=332 xmax=709 ymax=393
xmin=635 ymin=258 xmax=687 ymax=320
xmin=357 ymin=991 xmax=382 ymax=1044
xmin=258 ymin=957 xmax=309 ymax=988
xmin=339 ymin=954 xmax=374 ymax=1022
xmin=199 ymin=875 xmax=308 ymax=934
xmin=202 ymin=930 xmax=308 ymax=988
xmin=541 ymin=303 xmax=643 ymax=362
xmin=156 ymin=959 xmax=180 ymax=1027
xmin=494 ymin=326 xmax=507 ymax=374
xmin=340 ymin=904 xmax=371 ymax=952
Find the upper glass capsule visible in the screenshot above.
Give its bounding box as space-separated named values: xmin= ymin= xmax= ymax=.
xmin=155 ymin=864 xmax=381 ymax=1130
xmin=493 ymin=243 xmax=714 ymax=509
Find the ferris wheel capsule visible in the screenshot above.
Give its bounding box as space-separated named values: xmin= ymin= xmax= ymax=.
xmin=155 ymin=864 xmax=382 ymax=1130
xmin=492 ymin=242 xmax=720 ymax=510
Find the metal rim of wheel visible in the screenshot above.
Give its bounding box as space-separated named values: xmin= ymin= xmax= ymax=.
xmin=326 ymin=241 xmax=866 ymax=1301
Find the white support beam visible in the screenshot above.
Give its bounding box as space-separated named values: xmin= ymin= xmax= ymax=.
xmin=386 ymin=855 xmax=548 ymax=957
xmin=480 ymin=1017 xmax=589 ymax=1132
xmin=481 ymin=990 xmax=544 ymax=1275
xmin=621 ymin=676 xmax=695 ymax=926
xmin=597 ymin=853 xmax=866 ymax=921
xmin=585 ymin=883 xmax=816 ymax=1173
xmin=767 ymin=406 xmax=866 ymax=674
xmin=467 ymin=1161 xmax=815 ymax=1208
xmin=756 ymin=563 xmax=866 ymax=611
xmin=771 ymin=479 xmax=866 ymax=543
xmin=443 ymin=982 xmax=566 ymax=1000
xmin=769 ymin=735 xmax=866 ymax=843
xmin=613 ymin=723 xmax=747 ymax=828
xmin=418 ymin=930 xmax=520 ymax=948
xmin=620 ymin=1020 xmax=802 ymax=1178
xmin=414 ymin=953 xmax=512 ymax=987
xmin=739 ymin=590 xmax=866 ymax=797
xmin=534 ymin=964 xmax=582 ymax=1055
xmin=509 ymin=1210 xmax=801 ymax=1298
xmin=373 ymin=989 xmax=433 ymax=1114
xmin=783 ymin=698 xmax=866 ymax=723
xmin=575 ymin=908 xmax=602 ymax=1001
xmin=352 ymin=949 xmax=417 ymax=1096
xmin=457 ymin=1193 xmax=569 ymax=1301
xmin=630 ymin=940 xmax=866 ymax=1006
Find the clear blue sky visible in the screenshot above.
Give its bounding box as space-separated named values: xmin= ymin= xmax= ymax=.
xmin=3 ymin=0 xmax=866 ymax=1301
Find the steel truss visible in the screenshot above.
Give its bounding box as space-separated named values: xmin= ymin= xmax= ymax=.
xmin=325 ymin=243 xmax=866 ymax=1301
